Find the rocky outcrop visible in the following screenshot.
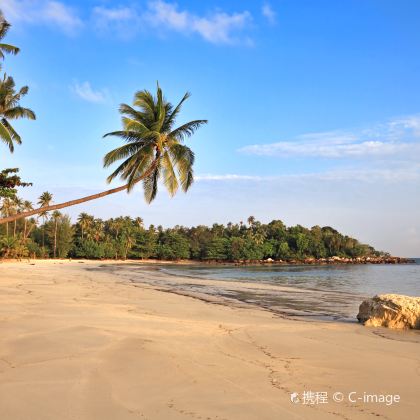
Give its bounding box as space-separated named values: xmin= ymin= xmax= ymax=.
xmin=357 ymin=294 xmax=420 ymax=329
xmin=258 ymin=256 xmax=415 ymax=265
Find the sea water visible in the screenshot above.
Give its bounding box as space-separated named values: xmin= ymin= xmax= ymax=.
xmin=161 ymin=260 xmax=420 ymax=321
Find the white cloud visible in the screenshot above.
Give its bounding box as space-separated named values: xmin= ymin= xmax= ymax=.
xmin=239 ymin=115 xmax=420 ymax=158
xmin=262 ymin=3 xmax=276 ymax=24
xmin=91 ymin=1 xmax=253 ymax=45
xmin=70 ymin=81 xmax=109 ymax=104
xmin=0 ymin=0 xmax=83 ymax=35
xmin=92 ymin=6 xmax=137 ymax=31
xmin=146 ymin=0 xmax=252 ymax=45
xmin=197 ymin=174 xmax=266 ymax=181
xmin=93 ymin=6 xmax=135 ymax=22
xmin=197 ymin=165 xmax=420 ymax=183
xmin=91 ymin=5 xmax=139 ymax=39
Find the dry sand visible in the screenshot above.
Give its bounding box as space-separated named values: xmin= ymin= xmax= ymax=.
xmin=0 ymin=260 xmax=418 ymax=420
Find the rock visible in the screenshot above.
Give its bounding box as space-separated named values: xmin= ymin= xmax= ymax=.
xmin=357 ymin=294 xmax=420 ymax=329
xmin=265 ymin=258 xmax=274 ymax=263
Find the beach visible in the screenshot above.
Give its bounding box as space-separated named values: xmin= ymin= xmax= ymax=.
xmin=0 ymin=260 xmax=419 ymax=419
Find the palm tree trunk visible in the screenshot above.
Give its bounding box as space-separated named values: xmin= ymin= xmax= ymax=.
xmin=0 ymin=163 xmax=158 ymax=226
xmin=26 ymin=223 xmax=35 ymax=239
xmin=0 ymin=184 xmax=128 ymax=225
xmin=13 ymin=220 xmax=16 ymax=238
xmin=54 ymin=219 xmax=58 ymax=258
xmin=23 ymin=219 xmax=27 ymax=240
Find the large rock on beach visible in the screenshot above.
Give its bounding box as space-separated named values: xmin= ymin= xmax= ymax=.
xmin=357 ymin=294 xmax=420 ymax=329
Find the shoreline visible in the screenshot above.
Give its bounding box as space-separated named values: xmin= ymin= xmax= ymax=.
xmin=0 ymin=255 xmax=417 ymax=266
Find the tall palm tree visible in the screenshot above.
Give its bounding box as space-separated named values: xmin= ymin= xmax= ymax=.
xmin=12 ymin=197 xmax=22 ymax=237
xmin=0 ymin=84 xmax=207 ymax=224
xmin=0 ymin=72 xmax=36 ymax=152
xmin=38 ymin=191 xmax=53 ymax=248
xmin=0 ymin=196 xmax=12 ymax=236
xmin=51 ymin=210 xmax=61 ymax=258
xmin=77 ymin=212 xmax=93 ymax=240
xmin=134 ymin=217 xmax=144 ymax=228
xmin=22 ymin=200 xmax=33 ymax=239
xmin=247 ymin=216 xmax=255 ymax=227
xmin=0 ymin=17 xmax=19 ymax=59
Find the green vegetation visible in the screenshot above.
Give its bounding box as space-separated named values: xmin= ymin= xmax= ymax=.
xmin=0 ymin=212 xmax=382 ymax=261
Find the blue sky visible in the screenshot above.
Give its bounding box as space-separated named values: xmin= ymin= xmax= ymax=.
xmin=0 ymin=0 xmax=419 ymax=256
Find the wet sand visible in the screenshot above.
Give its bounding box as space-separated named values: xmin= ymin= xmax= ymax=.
xmin=0 ymin=260 xmax=419 ymax=419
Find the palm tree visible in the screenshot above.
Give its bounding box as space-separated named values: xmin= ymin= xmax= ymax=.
xmin=0 ymin=17 xmax=19 ymax=59
xmin=92 ymin=219 xmax=104 ymax=243
xmin=12 ymin=197 xmax=22 ymax=237
xmin=134 ymin=217 xmax=144 ymax=228
xmin=51 ymin=210 xmax=61 ymax=258
xmin=77 ymin=212 xmax=93 ymax=240
xmin=0 ymin=84 xmax=207 ymax=224
xmin=247 ymin=216 xmax=255 ymax=227
xmin=0 ymin=72 xmax=36 ymax=152
xmin=22 ymin=200 xmax=33 ymax=239
xmin=0 ymin=197 xmax=12 ymax=236
xmin=38 ymin=192 xmax=53 ymax=248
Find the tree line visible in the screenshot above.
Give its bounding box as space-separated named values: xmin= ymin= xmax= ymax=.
xmin=0 ymin=206 xmax=381 ymax=261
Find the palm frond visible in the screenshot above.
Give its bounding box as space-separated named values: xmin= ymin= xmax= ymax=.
xmin=18 ymin=85 xmax=29 ymax=96
xmin=126 ymin=152 xmax=157 ymax=192
xmin=161 ymin=152 xmax=179 ymax=196
xmin=142 ymin=164 xmax=160 ymax=203
xmin=163 ymin=91 xmax=191 ymax=132
xmin=0 ymin=43 xmax=19 ymax=57
xmin=1 ymin=119 xmax=21 ymax=144
xmin=0 ymin=20 xmax=11 ymax=39
xmin=103 ymin=130 xmax=157 ymax=144
xmin=133 ymin=90 xmax=156 ymax=115
xmin=106 ymin=144 xmax=154 ymax=185
xmin=169 ymin=120 xmax=207 ymax=142
xmin=103 ymin=142 xmax=149 ymax=167
xmin=0 ymin=121 xmax=13 ymax=151
xmin=119 ymin=103 xmax=147 ymax=123
xmin=152 ymin=82 xmax=166 ymax=132
xmin=121 ymin=117 xmax=150 ymax=134
xmin=3 ymin=106 xmax=35 ymax=120
xmin=169 ymin=144 xmax=195 ymax=192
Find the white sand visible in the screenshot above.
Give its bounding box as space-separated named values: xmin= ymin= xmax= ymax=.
xmin=0 ymin=260 xmax=418 ymax=419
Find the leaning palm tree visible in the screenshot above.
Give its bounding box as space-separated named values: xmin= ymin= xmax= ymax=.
xmin=0 ymin=84 xmax=207 ymax=224
xmin=0 ymin=17 xmax=19 ymax=59
xmin=38 ymin=192 xmax=53 ymax=248
xmin=0 ymin=72 xmax=36 ymax=152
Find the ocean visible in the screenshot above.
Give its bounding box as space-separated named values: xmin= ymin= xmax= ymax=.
xmin=160 ymin=259 xmax=420 ymax=322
